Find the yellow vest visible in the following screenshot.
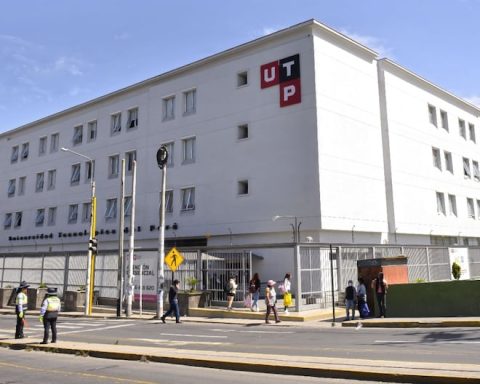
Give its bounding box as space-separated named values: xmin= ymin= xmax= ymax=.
xmin=46 ymin=296 xmax=61 ymax=312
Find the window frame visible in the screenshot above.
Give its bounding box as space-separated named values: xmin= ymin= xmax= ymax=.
xmin=47 ymin=207 xmax=57 ymax=226
xmin=18 ymin=176 xmax=26 ymax=196
xmin=467 ymin=198 xmax=475 ymax=219
xmin=436 ymin=192 xmax=446 ymax=215
xmin=459 ymin=119 xmax=466 ymax=139
xmin=440 ymin=110 xmax=449 ymax=131
xmin=183 ymin=89 xmax=196 ymax=115
xmin=35 ymin=172 xmax=45 ymax=192
xmin=87 ymin=120 xmax=97 ymax=142
xmin=105 ymin=198 xmax=118 ymax=221
xmin=14 ymin=211 xmax=22 ymax=228
xmin=463 ymin=157 xmax=471 ymax=178
xmin=68 ymin=204 xmax=78 ymax=224
xmin=4 ymin=213 xmax=12 ymax=229
xmin=35 ymin=208 xmax=45 ymax=227
xmin=428 ymin=104 xmax=437 ymax=127
xmin=50 ymin=133 xmax=59 ymax=153
xmin=11 ymin=146 xmax=19 ymax=163
xmin=21 ymin=143 xmax=29 ymax=161
xmin=7 ymin=179 xmax=16 ymax=197
xmin=73 ymin=125 xmax=83 ymax=146
xmin=82 ymin=202 xmax=91 ymax=223
xmin=108 ymin=155 xmax=120 ymax=178
xmin=237 ymin=180 xmax=249 ymax=196
xmin=127 ymin=107 xmax=139 ymax=129
xmin=111 ymin=112 xmax=122 ymax=135
xmin=448 ymin=194 xmax=457 ymax=217
xmin=162 ymin=96 xmax=175 ymax=121
xmin=180 ymin=187 xmax=195 ymax=212
xmin=444 ymin=151 xmax=453 ymax=174
xmin=432 ymin=147 xmax=442 ymax=170
xmin=125 ymin=150 xmax=137 ymax=174
xmin=182 ymin=136 xmax=196 ymax=164
xmin=70 ymin=163 xmax=81 ymax=185
xmin=39 ymin=136 xmax=47 ymax=156
xmin=468 ymin=123 xmax=476 ymax=143
xmin=237 ymin=71 xmax=248 ymax=87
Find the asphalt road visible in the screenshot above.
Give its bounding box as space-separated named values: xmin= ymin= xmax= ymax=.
xmin=0 ymin=348 xmax=403 ymax=384
xmin=0 ymin=315 xmax=478 ymax=365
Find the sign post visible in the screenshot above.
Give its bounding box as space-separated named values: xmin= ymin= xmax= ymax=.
xmin=156 ymin=146 xmax=168 ymax=319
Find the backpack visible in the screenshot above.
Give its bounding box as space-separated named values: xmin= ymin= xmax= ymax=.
xmin=345 ymin=285 xmax=355 ymax=300
xmin=278 ymin=283 xmax=285 ymax=294
xmin=248 ymin=283 xmax=256 ymax=294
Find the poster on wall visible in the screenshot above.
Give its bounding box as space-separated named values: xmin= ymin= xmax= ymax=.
xmin=448 ymin=248 xmax=470 ymax=280
xmin=128 ymin=251 xmax=157 ymax=303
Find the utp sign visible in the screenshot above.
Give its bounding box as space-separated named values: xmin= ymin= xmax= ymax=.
xmin=261 ymin=54 xmax=301 ymax=107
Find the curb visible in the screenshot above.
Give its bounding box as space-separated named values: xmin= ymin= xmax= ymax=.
xmin=1 ymin=340 xmax=479 ymax=383
xmin=342 ymin=320 xmax=480 ymax=328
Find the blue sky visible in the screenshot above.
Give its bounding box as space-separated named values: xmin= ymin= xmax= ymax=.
xmin=1 ymin=0 xmax=480 ymax=133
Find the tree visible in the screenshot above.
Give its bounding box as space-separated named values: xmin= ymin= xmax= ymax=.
xmin=451 ymin=261 xmax=461 ymax=280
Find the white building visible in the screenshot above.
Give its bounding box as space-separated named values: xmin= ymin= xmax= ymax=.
xmin=1 ymin=19 xmax=480 ymax=272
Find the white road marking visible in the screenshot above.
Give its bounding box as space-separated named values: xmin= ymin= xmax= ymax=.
xmin=211 ymin=328 xmax=294 ymax=334
xmin=159 ymin=333 xmax=227 ymax=339
xmin=130 ymin=338 xmax=230 ymax=346
xmin=60 ymin=322 xmax=136 ymax=335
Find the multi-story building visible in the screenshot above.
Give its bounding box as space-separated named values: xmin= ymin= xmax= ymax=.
xmin=1 ymin=19 xmax=479 ymax=278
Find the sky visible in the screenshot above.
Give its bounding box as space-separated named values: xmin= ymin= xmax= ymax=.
xmin=1 ymin=0 xmax=480 ymax=133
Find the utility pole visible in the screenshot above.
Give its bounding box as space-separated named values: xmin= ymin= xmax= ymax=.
xmin=117 ymin=159 xmax=125 ymax=317
xmin=156 ymin=146 xmax=168 ymax=319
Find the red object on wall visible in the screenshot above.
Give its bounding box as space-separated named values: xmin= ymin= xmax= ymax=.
xmin=280 ymin=79 xmax=301 ymax=107
xmin=260 ymin=61 xmax=279 ymax=88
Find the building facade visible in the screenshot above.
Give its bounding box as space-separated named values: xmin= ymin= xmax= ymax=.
xmin=1 ymin=19 xmax=480 ymax=279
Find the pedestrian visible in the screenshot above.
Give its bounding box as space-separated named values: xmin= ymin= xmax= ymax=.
xmin=265 ymin=279 xmax=281 ymax=324
xmin=344 ymin=280 xmax=357 ymax=321
xmin=371 ymin=272 xmax=388 ymax=318
xmin=282 ymin=273 xmax=292 ymax=314
xmin=39 ymin=287 xmax=61 ymax=344
xmin=226 ymin=276 xmax=237 ymax=311
xmin=249 ymin=273 xmax=261 ymax=312
xmin=15 ymin=281 xmax=29 ymax=339
xmin=161 ymin=279 xmax=181 ymax=324
xmin=357 ymin=277 xmax=369 ymax=319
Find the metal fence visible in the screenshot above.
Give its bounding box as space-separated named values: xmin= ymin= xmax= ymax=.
xmin=1 ymin=244 xmax=480 ymax=312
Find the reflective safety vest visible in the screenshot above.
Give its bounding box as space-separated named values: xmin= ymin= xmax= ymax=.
xmin=15 ymin=292 xmax=28 ymax=312
xmin=45 ymin=296 xmax=61 ymax=312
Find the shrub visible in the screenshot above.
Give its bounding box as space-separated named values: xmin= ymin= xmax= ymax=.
xmin=451 ymin=261 xmax=461 ymax=280
xmin=186 ymin=277 xmax=199 ymax=292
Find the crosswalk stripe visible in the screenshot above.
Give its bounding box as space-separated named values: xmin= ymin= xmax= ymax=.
xmin=129 ymin=338 xmax=230 ymax=346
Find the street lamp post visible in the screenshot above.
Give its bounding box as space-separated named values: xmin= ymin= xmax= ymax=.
xmin=272 ymin=215 xmax=301 ymax=243
xmin=156 ymin=146 xmax=168 ymax=319
xmin=61 ymin=147 xmax=96 ymax=316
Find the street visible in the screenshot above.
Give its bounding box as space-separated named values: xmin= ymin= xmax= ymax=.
xmin=0 ymin=348 xmax=403 ymax=384
xmin=0 ymin=315 xmax=478 ymax=365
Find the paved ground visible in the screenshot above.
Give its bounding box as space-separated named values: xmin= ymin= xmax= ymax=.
xmin=0 ymin=306 xmax=479 ymax=383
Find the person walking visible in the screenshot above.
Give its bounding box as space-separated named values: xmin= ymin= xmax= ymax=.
xmin=265 ymin=279 xmax=281 ymax=324
xmin=226 ymin=276 xmax=237 ymax=311
xmin=161 ymin=279 xmax=181 ymax=323
xmin=249 ymin=273 xmax=261 ymax=312
xmin=15 ymin=281 xmax=29 ymax=339
xmin=282 ymin=273 xmax=292 ymax=314
xmin=39 ymin=287 xmax=61 ymax=344
xmin=344 ymin=280 xmax=357 ymax=321
xmin=371 ymin=272 xmax=388 ymax=318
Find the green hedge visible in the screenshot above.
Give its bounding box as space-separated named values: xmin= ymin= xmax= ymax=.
xmin=388 ymin=279 xmax=480 ymax=317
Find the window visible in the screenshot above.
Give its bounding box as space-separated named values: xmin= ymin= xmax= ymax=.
xmin=432 ymin=147 xmax=442 ymax=170
xmin=238 ymin=124 xmax=249 ymax=140
xmin=165 ymin=190 xmax=173 ymax=213
xmin=87 ymin=120 xmax=97 ymax=142
xmin=124 ymin=196 xmax=132 ymax=217
xmin=473 ymin=161 xmax=480 ymax=181
xmin=35 ymin=172 xmax=44 ymax=192
xmin=181 ymin=187 xmax=195 ymax=211
xmin=237 ymin=71 xmax=248 ymax=87
xmin=11 ymin=146 xmax=19 ymax=163
xmin=7 ymin=179 xmax=15 ymax=197
xmin=444 ymin=151 xmax=453 ymax=173
xmin=71 ymin=163 xmax=81 ymax=185
xmin=47 ymin=207 xmax=57 ymax=226
xmin=127 ymin=108 xmax=138 ymax=129
xmin=162 ymin=142 xmax=174 ymax=167
xmin=111 ymin=113 xmax=122 ymax=135
xmin=50 ymin=133 xmax=59 ymax=153
xmin=182 ymin=137 xmax=196 ymax=164
xmin=18 ymin=177 xmax=26 ymax=195
xmin=85 ymin=161 xmax=95 ymax=182
xmin=14 ymin=212 xmax=22 ymax=228
xmin=126 ymin=150 xmax=136 ymax=173
xmin=463 ymin=157 xmax=471 ymax=178
xmin=467 ymin=198 xmax=475 ymax=218
xmin=436 ymin=192 xmax=446 ymax=215
xmin=459 ymin=119 xmax=466 ymax=139
xmin=4 ymin=213 xmax=12 ymax=229
xmin=35 ymin=209 xmax=45 ymax=227
xmin=108 ymin=155 xmax=119 ymax=178
xmin=73 ymin=125 xmax=83 ymax=145
xmin=39 ymin=136 xmax=47 ymax=155
xmin=47 ymin=170 xmax=56 ymax=190
xmin=68 ymin=204 xmax=78 ymax=224
xmin=238 ymin=180 xmax=249 ymax=195
xmin=477 ymin=200 xmax=480 ymax=220
xmin=428 ymin=105 xmax=437 ymax=127
xmin=105 ymin=198 xmax=117 ymax=221
xmin=469 ymin=123 xmax=476 ymax=143
xmin=448 ymin=194 xmax=457 ymax=217
xmin=183 ymin=89 xmax=196 ymax=115
xmin=21 ymin=143 xmax=29 ymax=160
xmin=440 ymin=110 xmax=448 ymax=131
xmin=82 ymin=202 xmax=91 ymax=222
xmin=163 ymin=96 xmax=175 ymax=120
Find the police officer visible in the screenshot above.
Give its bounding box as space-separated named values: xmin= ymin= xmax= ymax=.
xmin=15 ymin=281 xmax=29 ymax=339
xmin=39 ymin=287 xmax=61 ymax=344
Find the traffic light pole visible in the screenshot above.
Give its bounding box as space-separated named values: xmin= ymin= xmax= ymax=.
xmin=86 ymin=180 xmax=96 ymax=315
xmin=156 ymin=146 xmax=168 ymax=319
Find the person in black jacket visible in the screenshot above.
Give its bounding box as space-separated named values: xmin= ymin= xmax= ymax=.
xmin=160 ymin=280 xmax=181 ymax=324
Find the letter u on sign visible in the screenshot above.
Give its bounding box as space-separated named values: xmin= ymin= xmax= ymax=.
xmin=260 ymin=61 xmax=279 ymax=88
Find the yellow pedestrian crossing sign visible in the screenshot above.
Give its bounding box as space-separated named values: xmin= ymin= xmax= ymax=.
xmin=164 ymin=247 xmax=184 ymax=272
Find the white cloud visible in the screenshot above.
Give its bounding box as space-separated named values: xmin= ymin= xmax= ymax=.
xmin=54 ymin=57 xmax=84 ymax=76
xmin=339 ymin=29 xmax=393 ymax=59
xmin=464 ymin=95 xmax=480 ymax=107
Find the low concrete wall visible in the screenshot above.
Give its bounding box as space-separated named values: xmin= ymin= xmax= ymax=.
xmin=388 ymin=279 xmax=480 ymax=317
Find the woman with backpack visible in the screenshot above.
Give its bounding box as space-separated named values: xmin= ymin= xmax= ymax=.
xmin=226 ymin=276 xmax=237 ymax=311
